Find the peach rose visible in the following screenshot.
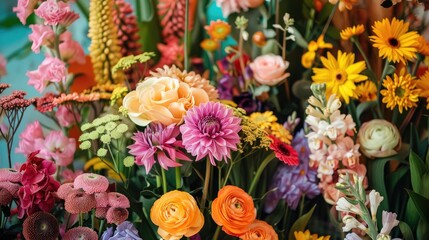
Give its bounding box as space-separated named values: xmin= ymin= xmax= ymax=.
xmin=249 ymin=54 xmax=290 ymax=86
xmin=123 ymin=76 xmax=209 ymax=126
xmin=211 ymin=185 xmax=256 ymax=236
xmin=239 ymin=220 xmax=279 ymax=240
xmin=150 ymin=190 xmax=204 ymax=240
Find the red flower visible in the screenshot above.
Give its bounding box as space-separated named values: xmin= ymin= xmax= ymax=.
xmin=269 ymin=135 xmax=299 ymax=166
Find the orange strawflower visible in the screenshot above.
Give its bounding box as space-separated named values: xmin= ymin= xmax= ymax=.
xmin=205 ymin=20 xmax=231 ymax=40
xmin=200 ymin=38 xmax=220 ymax=51
xmin=211 ymin=185 xmax=256 ymax=236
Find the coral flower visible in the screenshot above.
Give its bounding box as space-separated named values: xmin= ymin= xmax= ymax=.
xmin=200 ymin=39 xmax=220 ymax=52
xmin=65 ymin=190 xmax=96 ymax=214
xmin=370 ymin=18 xmax=419 ymax=64
xmin=211 ymin=185 xmax=256 ymax=236
xmin=106 ymin=207 xmax=129 ymax=225
xmin=23 ymin=212 xmax=59 ymax=240
xmin=56 ymin=183 xmax=76 ymax=199
xmin=73 ymin=173 xmax=109 ymax=194
xmin=269 ymin=135 xmax=299 ymax=166
xmin=380 ymin=70 xmax=419 ymax=113
xmin=150 ymin=190 xmax=204 ymax=240
xmin=205 ymin=20 xmax=231 ymax=40
xmin=128 ymin=123 xmax=190 ymax=174
xmin=108 ymin=192 xmax=130 ymax=208
xmin=294 ymin=230 xmax=330 ymax=240
xmin=180 ymin=102 xmax=241 ymax=166
xmin=239 ymin=220 xmax=278 ymax=240
xmin=340 ymin=24 xmax=365 ymax=40
xmin=312 ymin=50 xmax=367 ymax=103
xmin=64 ymin=227 xmax=98 ymax=240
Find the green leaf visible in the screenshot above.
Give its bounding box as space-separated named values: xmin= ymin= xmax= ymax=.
xmin=421 ymin=173 xmax=429 ymax=199
xmin=385 ymin=64 xmax=396 ymax=75
xmin=405 ymin=197 xmax=420 ymax=232
xmin=0 ymin=15 xmax=22 ymax=28
xmin=417 ymin=219 xmax=429 ymax=240
xmin=409 ymin=150 xmax=427 ymax=194
xmin=406 ymin=189 xmax=429 ymax=222
xmin=290 ymin=27 xmax=308 ymax=49
xmin=356 ymin=101 xmax=377 ymax=120
xmin=399 ymin=221 xmax=415 ymax=240
xmin=265 ymin=199 xmax=286 ymax=227
xmin=288 ymin=205 xmax=316 ymax=240
xmin=137 ymin=0 xmax=154 ymax=22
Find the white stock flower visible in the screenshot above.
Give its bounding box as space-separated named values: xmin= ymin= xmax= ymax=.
xmin=342 ymin=215 xmax=367 ymax=232
xmin=369 ymin=190 xmax=384 ymax=220
xmin=357 ymin=119 xmax=401 ymax=158
xmin=336 ymin=197 xmax=363 ymax=215
xmin=380 ymin=211 xmax=399 ymax=235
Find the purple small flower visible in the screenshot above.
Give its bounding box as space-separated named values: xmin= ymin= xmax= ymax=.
xmin=218 ymin=75 xmax=235 ymax=100
xmin=233 ymin=92 xmax=260 ymax=114
xmin=265 ymin=129 xmax=320 ymax=212
xmin=101 ymin=221 xmax=142 ymax=240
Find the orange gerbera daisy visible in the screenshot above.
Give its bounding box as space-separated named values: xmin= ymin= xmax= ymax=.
xmin=340 ymin=24 xmax=365 ymax=40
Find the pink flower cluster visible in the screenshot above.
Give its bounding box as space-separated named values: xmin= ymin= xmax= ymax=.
xmin=34 ymin=0 xmax=78 ymax=26
xmin=17 ymin=151 xmax=60 ymax=218
xmin=57 ymin=173 xmax=130 ymax=225
xmin=27 ymin=55 xmax=67 ymax=93
xmin=305 ymin=95 xmax=367 ymax=205
xmin=16 ymin=121 xmax=76 ymax=166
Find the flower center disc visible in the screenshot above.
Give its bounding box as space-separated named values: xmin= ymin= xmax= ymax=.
xmin=388 ymin=37 xmax=399 ymax=48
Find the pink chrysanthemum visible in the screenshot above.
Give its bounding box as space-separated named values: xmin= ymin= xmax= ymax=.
xmin=0 ymin=188 xmax=13 ymax=206
xmin=128 ymin=123 xmax=190 ymax=174
xmin=56 ymin=183 xmax=76 ymax=200
xmin=95 ymin=192 xmax=109 ymax=208
xmin=95 ymin=207 xmax=108 ymax=219
xmin=63 ymin=226 xmax=98 ymax=240
xmin=106 ymin=207 xmax=129 ymax=225
xmin=180 ymin=102 xmax=241 ymax=165
xmin=64 ymin=190 xmax=96 ymax=214
xmin=269 ymin=135 xmax=299 ymax=166
xmin=107 ymin=192 xmax=130 ymax=208
xmin=0 ymin=182 xmax=20 ymax=197
xmin=73 ymin=173 xmax=109 ymax=194
xmin=0 ymin=168 xmax=21 ymax=182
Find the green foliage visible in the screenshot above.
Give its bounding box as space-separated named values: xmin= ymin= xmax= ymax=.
xmin=288 ymin=205 xmax=316 ymax=240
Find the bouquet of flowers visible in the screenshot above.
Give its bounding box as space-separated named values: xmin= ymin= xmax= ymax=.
xmin=1 ymin=0 xmax=429 ymax=239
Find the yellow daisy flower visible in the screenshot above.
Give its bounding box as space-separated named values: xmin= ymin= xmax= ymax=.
xmin=340 ymin=24 xmax=365 ymax=40
xmin=416 ymin=70 xmax=429 ymax=109
xmin=369 ymin=18 xmax=419 ymax=64
xmin=200 ymin=38 xmax=219 ymax=52
xmin=356 ymin=80 xmax=377 ymax=102
xmin=302 ymin=51 xmax=316 ymax=69
xmin=416 ymin=35 xmax=429 ymax=56
xmin=312 ymin=50 xmax=368 ymax=103
xmin=294 ymin=230 xmax=331 ymax=240
xmin=204 ymin=20 xmax=231 ymax=41
xmin=316 ymin=35 xmax=333 ymax=49
xmin=380 ymin=69 xmax=420 ymax=113
xmin=249 ymin=111 xmax=278 ymax=130
xmin=270 ymin=122 xmax=292 ymax=144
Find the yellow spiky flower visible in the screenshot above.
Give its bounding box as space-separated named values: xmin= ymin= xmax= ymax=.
xmin=88 ymin=0 xmax=125 ymax=84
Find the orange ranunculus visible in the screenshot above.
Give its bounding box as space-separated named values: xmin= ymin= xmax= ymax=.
xmin=150 ymin=190 xmax=204 ymax=240
xmin=239 ymin=220 xmax=279 ymax=240
xmin=211 ymin=185 xmax=256 ymax=236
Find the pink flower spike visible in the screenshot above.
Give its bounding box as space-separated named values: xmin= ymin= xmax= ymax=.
xmin=74 ymin=173 xmax=109 ymax=194
xmin=13 ymin=0 xmax=39 ymax=24
xmin=28 ymin=24 xmax=55 ymax=53
xmin=0 ymin=168 xmax=21 ymax=182
xmin=63 ymin=227 xmax=98 ymax=240
xmin=107 ymin=192 xmax=130 ymax=208
xmin=180 ymin=102 xmax=241 ymax=165
xmin=128 ymin=123 xmax=190 ymax=174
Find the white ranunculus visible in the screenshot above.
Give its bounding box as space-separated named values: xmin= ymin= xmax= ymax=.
xmin=357 ymin=119 xmax=401 ymax=159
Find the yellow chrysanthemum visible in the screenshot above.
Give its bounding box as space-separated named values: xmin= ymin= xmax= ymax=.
xmin=416 ymin=70 xmax=429 ymax=109
xmin=294 ymin=230 xmax=331 ymax=240
xmin=312 ymin=50 xmax=368 ymax=103
xmin=369 ymin=18 xmax=419 ymax=64
xmin=416 ymin=35 xmax=429 ymax=56
xmin=380 ymin=69 xmax=420 ymax=113
xmin=301 ymin=35 xmax=332 ymax=69
xmin=356 ymin=80 xmax=377 ymax=102
xmin=270 ymin=122 xmax=292 ymax=144
xmin=200 ymin=38 xmax=219 ymax=52
xmin=205 ymin=20 xmax=231 ymax=40
xmin=340 ymin=24 xmax=365 ymax=40
xmin=249 ymin=111 xmax=278 ymax=130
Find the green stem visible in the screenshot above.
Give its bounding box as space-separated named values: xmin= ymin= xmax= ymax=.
xmin=321 ymin=3 xmax=338 ymax=37
xmin=200 ymin=159 xmax=211 ymax=211
xmin=213 ymin=225 xmax=222 ymax=240
xmin=184 ymin=0 xmax=190 ymax=70
xmin=222 ymin=161 xmax=234 ymax=187
xmin=248 ymin=152 xmax=276 ymax=196
xmin=238 ymin=27 xmax=247 ymax=91
xmin=377 ymin=60 xmax=390 ymax=119
xmin=175 ymin=166 xmax=181 ymax=189
xmin=98 ymin=219 xmax=106 ymax=237
xmin=91 ymin=209 xmax=95 ymax=229
xmin=79 ymin=213 xmax=84 ymax=227
xmin=161 ymin=168 xmax=168 ymax=194
xmin=412 ymin=57 xmax=422 ymax=76
xmin=352 ymin=37 xmax=373 ymax=73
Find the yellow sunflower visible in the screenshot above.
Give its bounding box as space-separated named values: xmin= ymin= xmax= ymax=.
xmin=340 ymin=24 xmax=365 ymax=40
xmin=200 ymin=38 xmax=219 ymax=52
xmin=204 ymin=20 xmax=231 ymax=40
xmin=416 ymin=70 xmax=429 ymax=109
xmin=356 ymin=80 xmax=377 ymax=102
xmin=312 ymin=50 xmax=368 ymax=103
xmin=294 ymin=230 xmax=330 ymax=240
xmin=416 ymin=35 xmax=429 ymax=56
xmin=270 ymin=122 xmax=292 ymax=144
xmin=380 ymin=69 xmax=420 ymax=113
xmin=249 ymin=111 xmax=277 ymax=130
xmin=369 ymin=18 xmax=419 ymax=64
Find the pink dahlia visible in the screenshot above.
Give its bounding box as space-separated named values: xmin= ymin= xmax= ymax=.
xmin=128 ymin=123 xmax=190 ymax=174
xmin=63 ymin=227 xmax=98 ymax=240
xmin=180 ymin=102 xmax=241 ymax=165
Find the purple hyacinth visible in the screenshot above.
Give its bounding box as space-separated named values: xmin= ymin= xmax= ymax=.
xmin=264 ymin=129 xmax=320 ymax=212
xmin=101 ymin=221 xmax=142 ymax=240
